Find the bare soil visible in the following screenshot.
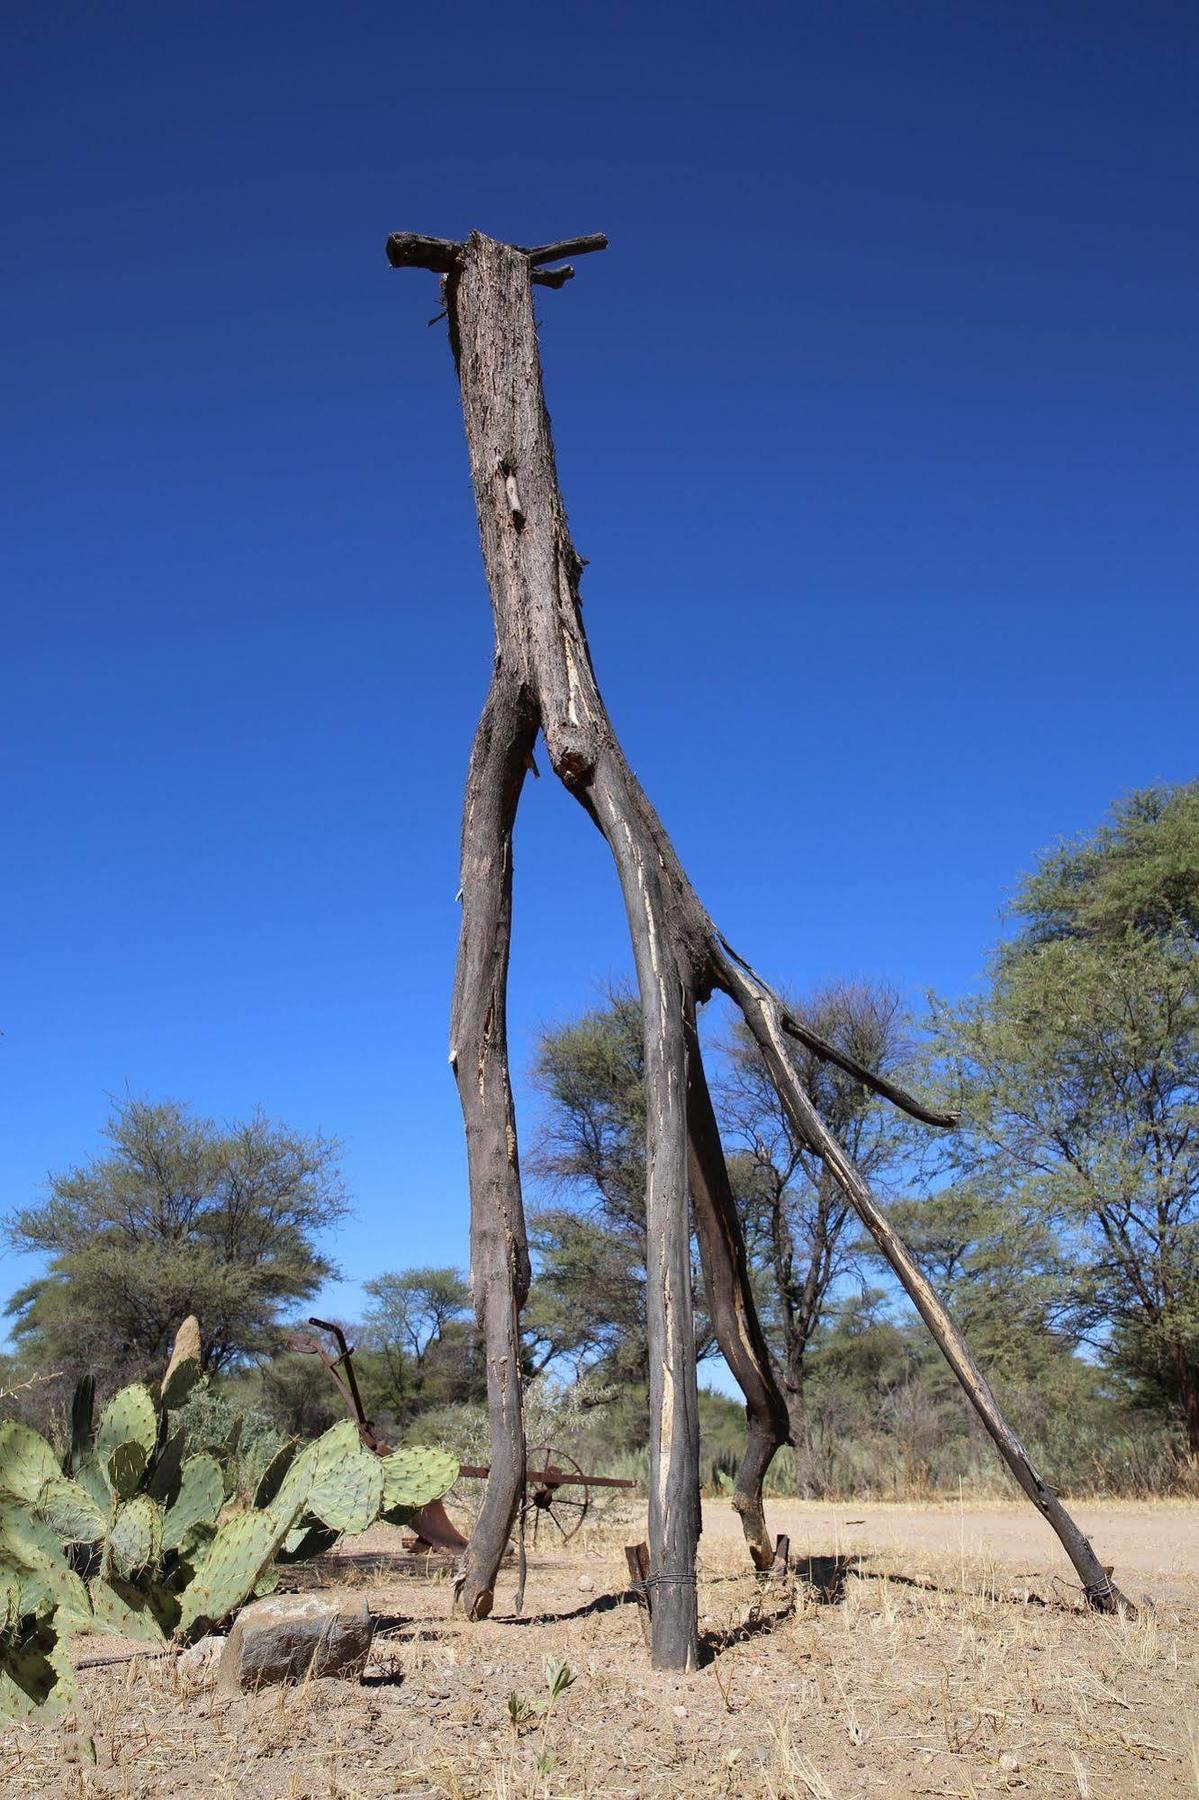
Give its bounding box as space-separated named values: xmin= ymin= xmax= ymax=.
xmin=4 ymin=1498 xmax=1197 ymax=1798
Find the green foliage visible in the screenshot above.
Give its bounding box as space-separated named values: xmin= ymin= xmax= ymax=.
xmin=3 ymin=1098 xmax=347 ymax=1388
xmin=528 ymin=990 xmax=720 ymax=1386
xmin=506 ymin=1657 xmax=578 ymax=1740
xmin=931 ymin=781 xmax=1199 ymax=1448
xmin=360 ymin=1268 xmax=479 ymax=1426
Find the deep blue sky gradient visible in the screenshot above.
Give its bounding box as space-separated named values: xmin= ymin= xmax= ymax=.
xmin=3 ymin=2 xmax=1196 ymax=1338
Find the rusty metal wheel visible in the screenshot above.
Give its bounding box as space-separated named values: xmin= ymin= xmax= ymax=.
xmin=521 ymin=1445 xmax=591 ymax=1545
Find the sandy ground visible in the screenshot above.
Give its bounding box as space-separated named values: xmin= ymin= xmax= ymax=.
xmin=3 ymin=1497 xmax=1196 ymax=1798
xmin=699 ymin=1496 xmax=1199 ymax=1589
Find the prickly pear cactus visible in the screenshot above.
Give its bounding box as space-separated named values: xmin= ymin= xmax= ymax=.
xmin=252 ymin=1440 xmax=298 ymax=1510
xmin=107 ymin=1494 xmax=163 ymax=1579
xmin=32 ymin=1475 xmax=106 ymax=1546
xmin=0 ymin=1312 xmax=474 ymax=1706
xmin=177 ymin=1510 xmax=288 ymax=1634
xmin=89 ymin=1572 xmax=182 ymax=1644
xmin=0 ymin=1422 xmax=105 ymax=1545
xmin=0 ymin=1508 xmax=92 ymax=1633
xmin=0 ymin=1424 xmax=60 ymax=1504
xmin=95 ymin=1385 xmax=158 ymax=1499
xmin=162 ymin=1454 xmax=223 ymax=1554
xmin=378 ymin=1445 xmax=459 ymax=1521
xmin=0 ymin=1593 xmax=75 ymax=1723
xmin=265 ymin=1438 xmax=319 ymax=1528
xmin=159 ymin=1315 xmax=203 ymax=1411
xmin=306 ymin=1422 xmax=384 ymax=1535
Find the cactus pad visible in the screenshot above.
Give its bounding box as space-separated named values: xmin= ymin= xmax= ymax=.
xmin=264 ymin=1439 xmax=319 ymax=1530
xmin=159 ymin=1316 xmax=203 ymax=1411
xmin=379 ymin=1446 xmax=459 ymax=1514
xmin=108 ymin=1495 xmax=163 ymax=1578
xmin=276 ymin=1520 xmax=338 ymax=1564
xmin=252 ymin=1440 xmax=297 ymax=1511
xmin=306 ymin=1422 xmax=383 ymax=1535
xmin=163 ymin=1455 xmax=223 ymax=1553
xmin=0 ymin=1425 xmax=60 ymax=1504
xmin=177 ymin=1510 xmax=288 ymax=1634
xmin=146 ymin=1427 xmax=186 ymax=1506
xmin=32 ymin=1477 xmax=106 ymax=1546
xmin=97 ymin=1386 xmax=157 ymax=1497
xmin=0 ymin=1510 xmax=92 ymax=1631
xmin=89 ymin=1574 xmax=179 ymax=1644
xmin=0 ymin=1612 xmax=76 ymax=1723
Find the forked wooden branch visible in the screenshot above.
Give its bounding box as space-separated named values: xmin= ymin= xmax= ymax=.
xmin=389 ymin=229 xmax=1134 ymax=1663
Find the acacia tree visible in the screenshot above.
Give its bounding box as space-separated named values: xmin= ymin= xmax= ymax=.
xmin=720 ymin=982 xmax=913 ymax=1481
xmin=387 ymin=228 xmax=1131 ymax=1664
xmin=933 ymin=785 xmax=1199 ymax=1450
xmin=360 ymin=1267 xmax=477 ymax=1423
xmin=5 ymin=1097 xmax=346 ymax=1387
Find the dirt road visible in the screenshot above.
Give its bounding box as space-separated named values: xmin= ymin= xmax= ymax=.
xmin=699 ymin=1495 xmax=1198 ymax=1584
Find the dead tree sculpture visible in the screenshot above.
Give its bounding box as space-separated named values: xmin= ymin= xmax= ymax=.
xmin=386 ymin=228 xmax=1133 ymax=1669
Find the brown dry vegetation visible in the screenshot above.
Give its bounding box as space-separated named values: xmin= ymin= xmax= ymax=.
xmin=3 ymin=1498 xmax=1197 ymax=1799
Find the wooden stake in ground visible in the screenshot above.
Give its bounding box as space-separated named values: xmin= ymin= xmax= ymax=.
xmin=386 ymin=229 xmax=1134 ymax=1666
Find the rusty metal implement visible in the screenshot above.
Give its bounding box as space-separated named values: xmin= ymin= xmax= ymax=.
xmin=287 ymin=1318 xmax=635 ymax=1550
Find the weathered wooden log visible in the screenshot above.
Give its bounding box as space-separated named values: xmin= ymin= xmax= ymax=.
xmin=443 ymin=232 xmax=704 ymax=1665
xmin=715 ymin=946 xmax=1136 ymax=1616
xmin=448 ymin=673 xmax=537 ymax=1619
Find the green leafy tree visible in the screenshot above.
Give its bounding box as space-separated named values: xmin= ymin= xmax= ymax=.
xmin=932 ymin=785 xmax=1199 ymax=1450
xmin=5 ymin=1098 xmax=347 ymax=1389
xmin=359 ymin=1267 xmax=480 ymax=1423
xmin=881 ymin=1181 xmax=1074 ymax=1381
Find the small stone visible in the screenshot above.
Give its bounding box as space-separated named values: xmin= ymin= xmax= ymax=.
xmin=999 ymin=1753 xmax=1021 ymax=1773
xmin=577 ymin=1575 xmax=595 ymax=1593
xmin=672 ymin=1704 xmax=687 ymax=1720
xmin=217 ymin=1594 xmax=373 ymax=1695
xmin=178 ymin=1635 xmax=224 ymax=1686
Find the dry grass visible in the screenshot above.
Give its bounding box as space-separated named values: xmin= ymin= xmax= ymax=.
xmin=2 ymin=1501 xmax=1196 ymax=1798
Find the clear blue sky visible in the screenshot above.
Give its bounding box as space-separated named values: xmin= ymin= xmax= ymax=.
xmin=3 ymin=2 xmax=1196 ymax=1339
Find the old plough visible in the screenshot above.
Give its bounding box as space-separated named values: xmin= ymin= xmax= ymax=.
xmin=288 ymin=1318 xmax=634 ymax=1554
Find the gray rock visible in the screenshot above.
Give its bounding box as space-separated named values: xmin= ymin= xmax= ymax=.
xmin=178 ymin=1634 xmax=225 ymax=1685
xmin=217 ymin=1594 xmax=374 ymax=1694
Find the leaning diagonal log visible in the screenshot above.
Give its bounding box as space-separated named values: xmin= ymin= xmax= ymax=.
xmin=716 ymin=951 xmax=1134 ymax=1615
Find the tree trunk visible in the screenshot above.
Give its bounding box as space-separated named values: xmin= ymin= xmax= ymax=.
xmin=784 ymin=1378 xmax=809 ymax=1498
xmin=448 ymin=675 xmax=536 ymax=1619
xmin=387 ymin=226 xmax=1134 ymax=1628
xmin=718 ymin=951 xmax=1135 ymax=1611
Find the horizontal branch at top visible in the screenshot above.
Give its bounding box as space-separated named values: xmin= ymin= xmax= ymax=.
xmin=385 ymin=231 xmax=608 ymax=278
